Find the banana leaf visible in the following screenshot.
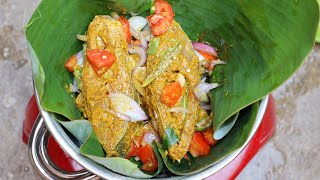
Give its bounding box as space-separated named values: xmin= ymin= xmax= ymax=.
xmin=57 ymin=118 xmax=164 ymax=178
xmin=26 ymin=0 xmax=318 ymax=177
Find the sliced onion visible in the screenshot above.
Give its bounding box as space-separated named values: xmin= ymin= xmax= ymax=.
xmin=134 ymin=156 xmax=140 ymax=161
xmin=194 ymin=50 xmax=205 ymax=61
xmin=193 ymin=82 xmax=220 ymax=103
xmin=168 ymin=107 xmax=190 ymax=114
xmin=128 ymin=44 xmax=147 ymax=73
xmin=139 ymin=33 xmax=148 ymax=49
xmin=200 ymin=102 xmax=211 ymax=111
xmin=142 ymin=132 xmax=161 ymax=145
xmin=208 ymin=59 xmax=227 ymax=66
xmin=129 ymin=16 xmax=148 ymax=34
xmin=109 ymin=93 xmax=148 ymax=121
xmin=192 ymin=42 xmax=218 ymax=57
xmin=76 ymin=34 xmax=87 ymax=42
xmin=176 ymin=73 xmax=186 ymax=87
xmin=75 ymin=51 xmax=84 ymax=67
xmin=141 ymin=29 xmax=153 ymax=42
xmin=70 ymin=78 xmax=79 ymax=93
xmin=200 ymin=77 xmax=207 ymax=83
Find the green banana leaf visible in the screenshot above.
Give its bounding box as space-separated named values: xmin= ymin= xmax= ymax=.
xmin=317 ymin=0 xmax=320 ymax=42
xmin=26 ymin=0 xmax=318 ymax=177
xmin=58 ymin=118 xmax=164 ymax=178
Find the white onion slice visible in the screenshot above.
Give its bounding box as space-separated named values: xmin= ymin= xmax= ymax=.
xmin=75 ymin=51 xmax=84 ymax=67
xmin=109 ymin=93 xmax=148 ymax=121
xmin=139 ymin=33 xmax=148 ymax=49
xmin=192 ymin=42 xmax=218 ymax=57
xmin=142 ymin=132 xmax=161 ymax=145
xmin=209 ymin=59 xmax=227 ymax=66
xmin=129 ymin=16 xmax=148 ymax=34
xmin=193 ymin=82 xmax=220 ymax=103
xmin=176 ymin=73 xmax=186 ymax=87
xmin=168 ymin=107 xmax=190 ymax=114
xmin=200 ymin=77 xmax=207 ymax=83
xmin=70 ymin=77 xmax=79 ymax=93
xmin=128 ymin=45 xmax=147 ymax=73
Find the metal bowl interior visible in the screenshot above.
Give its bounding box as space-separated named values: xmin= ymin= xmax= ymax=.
xmin=34 ymin=87 xmax=268 ymax=180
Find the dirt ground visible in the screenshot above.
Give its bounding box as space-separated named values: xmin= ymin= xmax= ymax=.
xmin=0 ymin=0 xmax=319 ymax=179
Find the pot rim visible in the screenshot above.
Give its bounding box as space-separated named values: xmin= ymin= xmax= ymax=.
xmin=33 ymin=85 xmax=268 ymax=180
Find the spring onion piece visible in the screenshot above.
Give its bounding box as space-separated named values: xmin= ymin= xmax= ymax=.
xmin=195 ymin=116 xmax=212 ymax=131
xmin=147 ymin=37 xmax=160 ymax=54
xmin=162 ymin=128 xmax=179 ymax=150
xmin=168 ymin=107 xmax=189 ymax=114
xmin=128 ymin=44 xmax=147 ymax=73
xmin=192 ymin=42 xmax=218 ymax=57
xmin=208 ymin=59 xmax=227 ymax=66
xmin=129 ymin=16 xmax=148 ymax=36
xmin=110 ymin=12 xmax=119 ymax=19
xmin=176 ymin=73 xmax=186 ymax=87
xmin=109 ymin=93 xmax=148 ymax=121
xmin=142 ymin=132 xmax=161 ymax=145
xmin=76 ymin=34 xmax=87 ymax=42
xmin=133 ymin=78 xmax=145 ymax=96
xmin=73 ymin=67 xmax=82 ymax=90
xmin=193 ymin=82 xmax=219 ymax=103
xmin=70 ymin=77 xmax=79 ymax=93
xmin=75 ymin=51 xmax=84 ymax=67
xmin=142 ymin=41 xmax=182 ymax=87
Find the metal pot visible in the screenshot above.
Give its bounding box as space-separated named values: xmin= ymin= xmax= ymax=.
xmin=28 ymin=87 xmax=269 ymax=179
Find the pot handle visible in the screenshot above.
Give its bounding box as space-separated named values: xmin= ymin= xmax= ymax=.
xmin=28 ymin=115 xmax=97 ymax=180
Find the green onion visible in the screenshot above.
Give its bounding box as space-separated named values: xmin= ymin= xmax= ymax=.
xmin=147 ymin=37 xmax=160 ymax=55
xmin=162 ymin=127 xmax=179 ymax=150
xmin=142 ymin=41 xmax=182 ymax=87
xmin=195 ymin=116 xmax=212 ymax=131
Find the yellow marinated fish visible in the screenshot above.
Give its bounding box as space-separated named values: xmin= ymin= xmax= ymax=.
xmin=144 ymin=20 xmax=207 ymax=161
xmin=77 ymin=16 xmax=136 ymax=156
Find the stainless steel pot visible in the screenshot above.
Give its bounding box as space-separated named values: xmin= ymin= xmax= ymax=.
xmin=28 ymin=87 xmax=268 ymax=180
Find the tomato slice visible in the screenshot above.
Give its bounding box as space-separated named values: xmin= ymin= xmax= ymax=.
xmin=147 ymin=0 xmax=174 ymax=36
xmin=86 ymin=49 xmax=116 ymax=76
xmin=64 ymin=55 xmax=78 ymax=72
xmin=202 ymin=128 xmax=218 ymax=146
xmin=118 ymin=16 xmax=132 ymax=44
xmin=160 ymin=82 xmax=183 ymax=107
xmin=189 ymin=132 xmax=210 ymax=157
xmin=126 ymin=135 xmax=158 ymax=172
xmin=154 ymin=0 xmax=174 ymax=23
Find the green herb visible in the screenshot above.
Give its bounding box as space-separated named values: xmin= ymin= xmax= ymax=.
xmin=143 ymin=41 xmax=182 ymax=87
xmin=147 ymin=37 xmax=160 ymax=55
xmin=195 ymin=116 xmax=212 ymax=131
xmin=162 ymin=127 xmax=179 ymax=150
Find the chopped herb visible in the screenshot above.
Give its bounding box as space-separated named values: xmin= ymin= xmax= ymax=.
xmin=143 ymin=41 xmax=182 ymax=87
xmin=147 ymin=37 xmax=160 ymax=55
xmin=162 ymin=127 xmax=179 ymax=150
